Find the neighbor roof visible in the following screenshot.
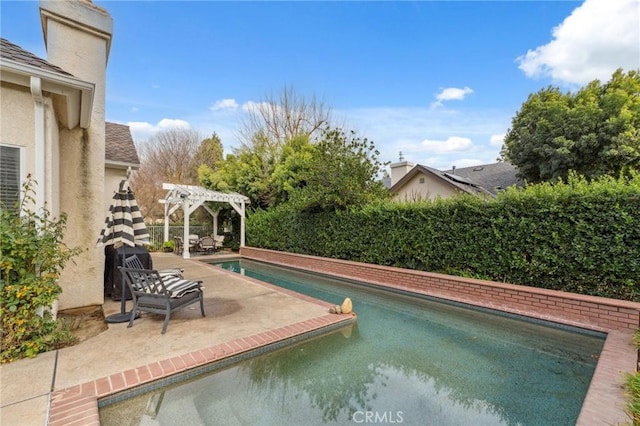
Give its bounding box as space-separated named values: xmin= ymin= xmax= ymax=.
xmin=105 ymin=122 xmax=139 ymax=168
xmin=390 ymin=161 xmax=521 ymax=198
xmin=390 ymin=164 xmax=493 ymax=197
xmin=0 ymin=37 xmax=73 ymax=77
xmin=443 ymin=162 xmax=522 ymax=196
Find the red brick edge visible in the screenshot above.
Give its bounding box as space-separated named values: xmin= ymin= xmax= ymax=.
xmin=241 ymin=246 xmax=640 ymax=332
xmin=48 ymin=313 xmax=354 ymax=426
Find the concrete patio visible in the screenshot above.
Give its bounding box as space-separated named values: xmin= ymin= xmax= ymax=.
xmin=0 ymin=252 xmax=355 ymax=425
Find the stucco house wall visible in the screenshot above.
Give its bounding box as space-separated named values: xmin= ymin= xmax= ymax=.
xmin=1 ymin=83 xmax=37 ymax=186
xmin=393 ymin=172 xmax=460 ymax=202
xmin=0 ymin=81 xmax=63 ymax=214
xmin=1 ymin=2 xmax=142 ymax=310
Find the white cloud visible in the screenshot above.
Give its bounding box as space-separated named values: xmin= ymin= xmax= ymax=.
xmin=241 ymin=101 xmax=271 ymax=113
xmin=517 ymin=0 xmax=640 ymax=86
xmin=420 ymin=136 xmax=473 ymax=154
xmin=157 ymin=118 xmax=190 ymax=129
xmin=127 ymin=118 xmax=190 ymax=142
xmin=431 ymin=86 xmax=474 ymax=109
xmin=339 ymin=106 xmax=511 ymax=169
xmin=436 ymin=86 xmax=474 ymax=102
xmin=489 ymin=133 xmax=505 ymax=147
xmin=210 ymin=98 xmax=239 ymax=111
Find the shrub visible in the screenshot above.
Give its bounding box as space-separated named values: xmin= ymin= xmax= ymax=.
xmin=0 ymin=177 xmax=83 ymax=363
xmin=247 ymin=173 xmax=640 ymax=301
xmin=624 ymin=330 xmax=640 ymax=425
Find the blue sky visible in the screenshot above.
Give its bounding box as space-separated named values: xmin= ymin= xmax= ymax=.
xmin=2 ymin=0 xmax=639 ymax=170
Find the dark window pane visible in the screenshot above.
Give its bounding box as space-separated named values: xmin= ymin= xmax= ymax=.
xmin=0 ymin=145 xmax=21 ymax=210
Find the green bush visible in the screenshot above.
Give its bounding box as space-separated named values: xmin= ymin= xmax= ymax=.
xmin=0 ymin=177 xmax=83 ymax=363
xmin=624 ymin=331 xmax=640 ymax=425
xmin=248 ymin=173 xmax=640 ymax=301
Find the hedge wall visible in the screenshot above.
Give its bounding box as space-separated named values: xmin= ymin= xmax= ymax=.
xmin=247 ymin=174 xmax=640 ymax=301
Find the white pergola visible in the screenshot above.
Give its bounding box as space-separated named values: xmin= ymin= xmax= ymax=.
xmin=160 ymin=183 xmax=250 ymax=259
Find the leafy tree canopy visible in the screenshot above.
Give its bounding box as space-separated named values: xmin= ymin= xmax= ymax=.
xmin=200 ymin=131 xmax=279 ymax=209
xmin=502 ymin=68 xmax=640 ymax=182
xmin=284 ymin=127 xmax=390 ymax=212
xmin=201 ymin=127 xmax=389 ymax=211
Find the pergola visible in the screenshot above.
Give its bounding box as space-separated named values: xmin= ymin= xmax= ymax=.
xmin=160 ymin=183 xmax=250 ymax=259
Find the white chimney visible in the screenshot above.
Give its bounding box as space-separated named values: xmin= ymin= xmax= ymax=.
xmin=389 ymin=151 xmax=414 ymax=186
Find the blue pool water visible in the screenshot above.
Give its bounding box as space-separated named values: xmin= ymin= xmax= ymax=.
xmin=100 ymin=259 xmax=605 ymax=426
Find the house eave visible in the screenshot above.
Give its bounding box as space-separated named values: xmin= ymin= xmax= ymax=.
xmin=105 ymin=160 xmax=139 ymax=170
xmin=0 ymin=57 xmax=94 ymax=129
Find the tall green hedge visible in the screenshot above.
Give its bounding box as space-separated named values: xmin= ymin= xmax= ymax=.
xmin=247 ymin=174 xmax=640 ymax=301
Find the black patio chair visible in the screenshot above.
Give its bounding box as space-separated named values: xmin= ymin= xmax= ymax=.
xmin=173 ymin=236 xmax=183 ymax=254
xmin=118 ymin=266 xmax=205 ymax=334
xmin=124 ymin=255 xmax=184 ymax=278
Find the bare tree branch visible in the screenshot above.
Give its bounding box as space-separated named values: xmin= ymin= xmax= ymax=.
xmin=237 ymin=86 xmax=332 ymax=152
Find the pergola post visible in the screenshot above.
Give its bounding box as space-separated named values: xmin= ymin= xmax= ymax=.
xmin=239 ymin=202 xmax=246 ymax=247
xmin=163 ymin=201 xmax=169 ymax=243
xmin=182 ymin=197 xmax=190 ymax=259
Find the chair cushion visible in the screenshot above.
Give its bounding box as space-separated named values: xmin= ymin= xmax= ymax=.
xmin=162 ymin=276 xmax=202 ymax=298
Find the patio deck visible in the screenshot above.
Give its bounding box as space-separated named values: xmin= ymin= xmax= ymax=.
xmin=0 ymin=252 xmax=354 ymax=425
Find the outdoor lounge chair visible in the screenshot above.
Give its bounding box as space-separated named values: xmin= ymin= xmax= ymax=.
xmin=173 ymin=236 xmax=183 ymax=254
xmin=124 ymin=255 xmax=184 ymax=278
xmin=198 ymin=235 xmax=216 ymax=253
xmin=118 ymin=266 xmax=205 ymax=334
xmin=214 ymin=235 xmax=224 ymax=251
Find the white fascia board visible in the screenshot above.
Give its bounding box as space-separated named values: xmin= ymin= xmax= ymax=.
xmin=0 ymin=58 xmax=94 ymax=129
xmin=105 ymin=160 xmax=139 ymax=170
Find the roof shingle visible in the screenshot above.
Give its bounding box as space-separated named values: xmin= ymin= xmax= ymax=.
xmin=105 ymin=122 xmax=139 ymax=166
xmin=0 ymin=38 xmax=74 ymax=77
xmin=444 ymin=162 xmax=522 ymax=195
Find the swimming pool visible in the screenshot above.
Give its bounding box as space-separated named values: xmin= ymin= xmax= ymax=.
xmin=100 ymin=258 xmax=605 ymax=425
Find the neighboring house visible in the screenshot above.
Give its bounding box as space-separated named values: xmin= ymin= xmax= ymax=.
xmin=0 ymin=1 xmax=138 ymax=310
xmin=389 ymin=157 xmax=521 ymax=202
xmin=104 ymin=121 xmax=140 ymax=209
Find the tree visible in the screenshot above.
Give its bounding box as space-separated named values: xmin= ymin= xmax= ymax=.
xmin=131 ymin=128 xmax=203 ymax=221
xmin=238 ymin=85 xmax=332 ymax=150
xmin=287 ymin=127 xmax=390 ymax=212
xmin=202 ymin=87 xmax=333 ymax=209
xmin=194 ymin=132 xmax=224 ymax=173
xmin=502 ymin=69 xmax=640 ymax=183
xmin=270 ymin=135 xmax=315 ymax=205
xmin=200 ymin=131 xmax=279 ymax=209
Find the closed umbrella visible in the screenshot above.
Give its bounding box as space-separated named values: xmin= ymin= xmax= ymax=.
xmin=97 ymin=178 xmax=150 ymax=323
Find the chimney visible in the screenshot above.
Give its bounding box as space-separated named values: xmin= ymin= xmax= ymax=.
xmin=389 ymin=151 xmax=414 ymax=186
xmin=39 ymin=0 xmax=114 ymax=310
xmin=452 ymin=165 xmax=456 ymax=175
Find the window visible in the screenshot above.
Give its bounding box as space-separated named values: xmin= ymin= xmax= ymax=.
xmin=0 ymin=145 xmax=24 ymax=209
xmin=419 ymin=177 xmax=425 ymax=184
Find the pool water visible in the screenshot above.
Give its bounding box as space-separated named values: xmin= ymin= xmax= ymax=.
xmin=100 ymin=259 xmax=605 ymax=426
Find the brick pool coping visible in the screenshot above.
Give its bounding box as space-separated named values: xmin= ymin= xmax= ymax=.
xmin=241 ymin=247 xmax=640 ymax=425
xmin=47 ymin=273 xmax=355 ymax=426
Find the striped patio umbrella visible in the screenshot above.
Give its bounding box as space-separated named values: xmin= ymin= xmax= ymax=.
xmin=97 ymin=179 xmax=150 ymax=249
xmin=97 ymin=179 xmax=150 ymax=322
